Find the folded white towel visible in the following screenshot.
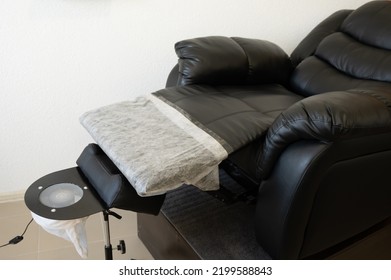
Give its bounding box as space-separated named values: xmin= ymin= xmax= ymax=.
xmin=80 ymin=94 xmax=228 ymax=196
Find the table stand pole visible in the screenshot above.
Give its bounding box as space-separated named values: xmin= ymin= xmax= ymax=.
xmin=103 ymin=210 xmax=113 ymax=260
xmin=102 ymin=210 xmax=124 ymax=260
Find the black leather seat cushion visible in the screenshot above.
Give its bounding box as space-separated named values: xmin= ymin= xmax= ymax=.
xmin=154 ymin=84 xmax=303 ymax=153
xmin=153 ymin=84 xmax=303 ymax=185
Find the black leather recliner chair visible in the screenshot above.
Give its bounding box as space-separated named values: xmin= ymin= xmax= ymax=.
xmin=150 ymin=1 xmax=391 ymax=259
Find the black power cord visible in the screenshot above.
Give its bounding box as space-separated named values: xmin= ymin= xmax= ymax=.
xmin=0 ymin=218 xmax=34 ymax=248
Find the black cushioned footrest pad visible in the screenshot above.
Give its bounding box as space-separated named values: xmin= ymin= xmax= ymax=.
xmin=76 ymin=143 xmax=165 ymax=215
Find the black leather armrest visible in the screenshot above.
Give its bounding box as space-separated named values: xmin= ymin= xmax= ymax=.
xmin=257 ymin=88 xmax=391 ymax=179
xmin=174 ymin=36 xmax=293 ymax=86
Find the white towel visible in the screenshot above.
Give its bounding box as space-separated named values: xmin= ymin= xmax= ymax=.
xmin=80 ymin=94 xmax=228 ymax=196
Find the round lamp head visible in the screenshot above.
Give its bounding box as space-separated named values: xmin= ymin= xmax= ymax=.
xmin=39 ymin=183 xmax=83 ymax=208
xmin=25 ymin=168 xmax=104 ymax=220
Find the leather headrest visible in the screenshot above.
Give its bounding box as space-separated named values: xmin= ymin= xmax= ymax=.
xmin=341 ymin=1 xmax=391 ymax=50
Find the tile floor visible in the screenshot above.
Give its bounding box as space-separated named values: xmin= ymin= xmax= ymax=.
xmin=0 ymin=199 xmax=154 ymax=260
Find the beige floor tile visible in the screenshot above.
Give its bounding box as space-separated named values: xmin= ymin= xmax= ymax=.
xmin=6 ymin=252 xmax=39 ymax=260
xmin=0 ymin=215 xmax=39 ymax=259
xmin=38 ymin=245 xmax=83 ymax=260
xmin=79 ymin=238 xmax=152 ymax=260
xmin=85 ymin=213 xmax=105 ymax=242
xmin=103 ymin=209 xmax=138 ymax=239
xmin=0 ymin=200 xmax=154 ymax=260
xmin=84 ymin=241 xmax=107 ymax=260
xmin=37 ymin=223 xmax=77 ymax=252
xmin=115 ymin=236 xmax=154 ymax=260
xmin=0 ymin=200 xmax=31 ymax=218
xmin=36 ymin=212 xmax=104 ymax=253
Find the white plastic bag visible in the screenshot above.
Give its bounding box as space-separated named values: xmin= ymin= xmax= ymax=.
xmin=32 ymin=212 xmax=89 ymax=258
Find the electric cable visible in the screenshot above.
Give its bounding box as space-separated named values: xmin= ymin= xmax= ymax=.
xmin=0 ymin=218 xmax=34 ymax=248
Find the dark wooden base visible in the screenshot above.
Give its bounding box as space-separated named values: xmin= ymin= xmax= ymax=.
xmin=137 ymin=212 xmax=201 ymax=260
xmin=138 ymin=211 xmax=391 ymax=260
xmin=325 ymin=218 xmax=391 ymax=260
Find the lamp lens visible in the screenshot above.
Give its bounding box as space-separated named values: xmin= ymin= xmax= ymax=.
xmin=39 ymin=183 xmax=83 ymax=208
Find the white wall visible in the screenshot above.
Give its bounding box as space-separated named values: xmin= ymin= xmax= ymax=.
xmin=0 ymin=0 xmax=370 ymax=197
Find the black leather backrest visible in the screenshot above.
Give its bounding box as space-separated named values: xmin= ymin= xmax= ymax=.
xmin=173 ymin=36 xmax=292 ymax=87
xmin=290 ymin=1 xmax=391 ymax=97
xmin=341 ymin=1 xmax=391 ymax=50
